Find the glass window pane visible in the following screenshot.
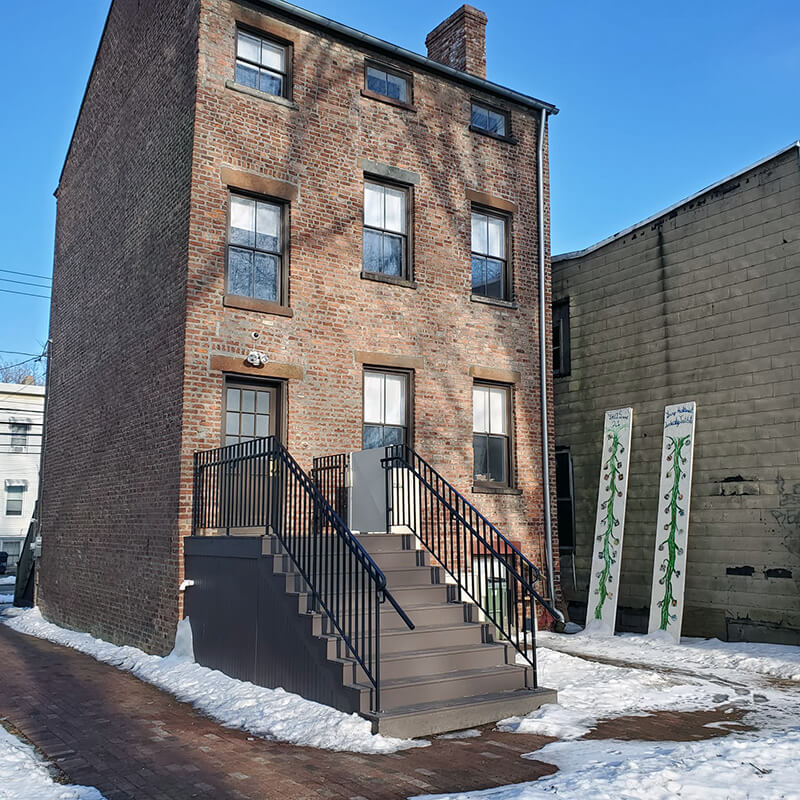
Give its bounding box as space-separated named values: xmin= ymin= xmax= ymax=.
xmin=471 ymin=104 xmax=489 ymax=130
xmin=485 ymin=258 xmax=503 ymax=299
xmin=226 ymin=435 xmax=238 ymax=446
xmin=235 ymin=61 xmax=259 ymax=89
xmin=473 ymin=386 xmax=488 ymax=433
xmin=384 ymin=187 xmax=405 ymax=233
xmin=363 ymin=424 xmax=384 ymax=450
xmin=253 ymin=253 xmax=278 ymax=301
xmin=488 ymin=436 xmax=507 ymax=483
xmin=366 ymin=66 xmax=387 ymax=96
xmin=363 ymin=229 xmax=383 ymax=273
xmin=261 ymin=41 xmax=284 ymax=71
xmin=259 ymin=70 xmax=282 ymax=96
xmin=226 ymin=412 xmax=239 ymax=435
xmin=383 ymin=426 xmax=404 ymax=445
xmin=226 ymin=388 xmax=240 ymax=412
xmin=228 ymin=247 xmax=253 ymax=296
xmin=471 ymin=255 xmax=486 ymax=294
xmin=473 ymin=434 xmax=488 ymax=479
xmin=489 ymin=387 xmax=507 ymax=434
xmin=488 ymin=110 xmax=506 ymax=136
xmin=364 ymin=372 xmax=383 ymax=424
xmin=383 ymin=234 xmax=402 ymax=276
xmin=241 ymin=414 xmax=255 ymax=438
xmin=256 ymin=392 xmax=270 ymax=413
xmin=387 ymin=73 xmax=407 ymax=102
xmin=241 ymin=390 xmax=255 ymax=413
xmin=384 ymin=373 xmax=406 ymax=425
xmin=364 ymin=182 xmax=384 ymax=228
xmin=471 ymin=212 xmax=487 ymax=254
xmin=256 ymin=202 xmax=280 ymax=251
xmin=487 ymin=216 xmax=505 ymax=258
xmin=237 ymin=32 xmax=261 ymax=63
xmin=230 ymin=196 xmax=255 ymax=247
xmin=256 ymin=415 xmax=270 ymax=437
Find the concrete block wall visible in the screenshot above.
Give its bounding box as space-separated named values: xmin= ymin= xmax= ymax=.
xmin=553 ymin=146 xmax=800 ymax=643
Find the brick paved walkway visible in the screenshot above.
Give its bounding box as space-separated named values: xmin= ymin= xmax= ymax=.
xmin=0 ymin=624 xmax=741 ymax=800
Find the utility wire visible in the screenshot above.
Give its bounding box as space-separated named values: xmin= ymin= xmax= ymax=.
xmin=0 ymin=288 xmax=50 ymax=299
xmin=0 ymin=277 xmax=53 ymax=290
xmin=0 ymin=268 xmax=52 ymax=282
xmin=0 ymin=350 xmax=42 ymax=357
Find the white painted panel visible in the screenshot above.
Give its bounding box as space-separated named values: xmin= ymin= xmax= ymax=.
xmin=648 ymin=402 xmax=697 ymax=642
xmin=585 ymin=407 xmax=634 ymax=635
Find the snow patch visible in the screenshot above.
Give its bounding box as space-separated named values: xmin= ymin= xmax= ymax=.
xmin=1 ymin=608 xmax=427 ymax=754
xmin=0 ymin=725 xmax=105 ymax=800
xmin=0 ymin=594 xmax=13 ymax=604
xmin=436 ymin=729 xmax=481 ymax=740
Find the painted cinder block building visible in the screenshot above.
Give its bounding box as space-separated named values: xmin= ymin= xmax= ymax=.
xmin=39 ymin=0 xmax=560 ymax=655
xmin=552 ymin=142 xmax=800 ymax=644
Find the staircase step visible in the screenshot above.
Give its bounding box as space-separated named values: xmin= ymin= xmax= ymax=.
xmin=352 ymin=533 xmax=414 ymax=554
xmin=380 ymin=623 xmax=483 ymax=654
xmin=381 ymin=601 xmax=464 ymax=630
xmin=367 ymin=687 xmax=558 ymax=739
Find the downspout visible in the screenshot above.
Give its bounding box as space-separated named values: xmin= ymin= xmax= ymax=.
xmin=537 ymin=107 xmax=563 ymax=623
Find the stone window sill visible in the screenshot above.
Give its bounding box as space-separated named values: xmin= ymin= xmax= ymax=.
xmin=224 ymin=294 xmax=294 ymax=317
xmin=469 ymin=124 xmax=517 ymax=145
xmin=360 ymin=271 xmax=417 ymax=289
xmin=470 ymin=294 xmax=517 ymax=310
xmin=225 ymin=80 xmax=299 ymax=110
xmin=472 ymin=485 xmax=522 ymax=496
xmin=360 ymin=88 xmax=417 ymax=112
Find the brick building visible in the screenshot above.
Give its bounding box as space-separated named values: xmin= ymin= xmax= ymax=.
xmin=39 ymin=0 xmax=559 ymax=702
xmin=552 ymin=142 xmax=800 ymax=645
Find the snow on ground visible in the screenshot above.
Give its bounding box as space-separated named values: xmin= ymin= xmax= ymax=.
xmin=412 ymin=731 xmax=800 ymax=800
xmin=1 ymin=607 xmax=427 ymax=754
xmin=0 ymin=725 xmax=105 ymax=800
xmin=0 ymin=595 xmax=13 ymax=604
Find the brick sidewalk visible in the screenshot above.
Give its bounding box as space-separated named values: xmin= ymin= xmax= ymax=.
xmin=0 ymin=624 xmax=740 ymax=800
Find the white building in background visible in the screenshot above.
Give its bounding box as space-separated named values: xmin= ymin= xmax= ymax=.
xmin=1 ymin=382 xmax=45 ymax=568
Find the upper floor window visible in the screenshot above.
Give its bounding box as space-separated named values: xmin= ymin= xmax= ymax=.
xmin=553 ymin=298 xmax=571 ymax=377
xmin=473 ymin=383 xmax=511 ymax=486
xmin=471 ymin=209 xmax=509 ymax=300
xmin=228 ymin=193 xmax=285 ymax=304
xmin=471 ymin=102 xmax=508 ymax=137
xmin=363 ymin=180 xmax=409 ymax=279
xmin=10 ymin=423 xmax=29 ymax=452
xmin=235 ymin=29 xmax=289 ymax=98
xmin=364 ymin=62 xmax=411 ymax=104
xmin=5 ymin=485 xmax=24 ymax=516
xmin=363 ymin=369 xmax=409 ymax=449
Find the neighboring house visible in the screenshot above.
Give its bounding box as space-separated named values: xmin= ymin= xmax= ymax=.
xmin=0 ymin=382 xmax=45 ymax=569
xmin=39 ymin=0 xmax=560 ymax=734
xmin=552 ymin=141 xmax=800 ymax=645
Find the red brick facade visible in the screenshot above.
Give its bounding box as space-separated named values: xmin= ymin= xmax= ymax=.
xmin=426 ymin=5 xmax=488 ymax=79
xmin=40 ymin=0 xmax=560 ymax=654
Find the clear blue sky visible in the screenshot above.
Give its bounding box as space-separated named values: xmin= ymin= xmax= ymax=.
xmin=1 ymin=0 xmax=798 ymax=358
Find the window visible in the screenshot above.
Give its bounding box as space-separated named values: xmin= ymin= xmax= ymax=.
xmin=224 ymin=381 xmax=277 ymax=446
xmin=228 ymin=193 xmax=285 ymax=304
xmin=10 ymin=423 xmax=28 ymax=452
xmin=473 ymin=383 xmax=511 ymax=485
xmin=5 ymin=486 xmax=24 ymax=516
xmin=364 ymin=62 xmax=410 ymax=104
xmin=363 ymin=370 xmax=409 ymax=449
xmin=235 ymin=29 xmax=289 ymax=98
xmin=471 ymin=209 xmax=508 ymax=300
xmin=555 ymin=447 xmax=575 ymax=552
xmin=471 ymin=102 xmax=508 ymax=137
xmin=363 ymin=181 xmax=409 ymax=278
xmin=553 ymin=299 xmax=571 ymax=376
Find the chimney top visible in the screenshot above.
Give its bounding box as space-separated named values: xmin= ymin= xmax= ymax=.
xmin=425 ymin=5 xmax=487 ymax=79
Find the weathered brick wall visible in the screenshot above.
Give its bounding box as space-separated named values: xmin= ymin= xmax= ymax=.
xmin=553 ymin=147 xmax=800 ymax=643
xmin=425 ymin=5 xmax=487 ymax=79
xmin=180 ymin=0 xmax=559 ymax=611
xmin=38 ymin=0 xmax=200 ymax=652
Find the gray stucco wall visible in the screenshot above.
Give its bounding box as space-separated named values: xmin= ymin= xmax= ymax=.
xmin=552 ymin=146 xmax=800 ymax=644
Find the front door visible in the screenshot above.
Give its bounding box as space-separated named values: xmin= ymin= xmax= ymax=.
xmin=224 ymin=380 xmax=279 ymax=445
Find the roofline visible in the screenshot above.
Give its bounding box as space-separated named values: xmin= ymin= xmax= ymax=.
xmin=250 ymin=0 xmax=558 ymax=114
xmin=553 ymin=140 xmax=800 ymax=263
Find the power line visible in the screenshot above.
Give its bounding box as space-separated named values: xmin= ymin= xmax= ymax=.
xmin=0 ymin=277 xmax=53 ymax=290
xmin=0 ymin=350 xmax=41 ymax=357
xmin=0 ymin=288 xmax=50 ymax=299
xmin=0 ymin=268 xmax=52 ymax=282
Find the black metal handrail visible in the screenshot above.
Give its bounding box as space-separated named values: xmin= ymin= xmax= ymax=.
xmin=381 ymin=443 xmax=560 ymax=688
xmin=311 ymin=453 xmax=350 ymax=523
xmin=192 ymin=437 xmax=413 ymax=713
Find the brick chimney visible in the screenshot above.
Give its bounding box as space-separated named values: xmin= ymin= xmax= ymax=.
xmin=425 ymin=5 xmax=487 ymax=79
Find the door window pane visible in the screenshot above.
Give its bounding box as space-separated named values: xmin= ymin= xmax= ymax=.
xmin=225 ymin=383 xmax=274 ymax=444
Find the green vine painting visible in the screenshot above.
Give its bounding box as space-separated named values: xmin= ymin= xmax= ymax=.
xmin=593 ymin=424 xmax=627 ymax=620
xmin=655 ymin=434 xmax=690 ymax=630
